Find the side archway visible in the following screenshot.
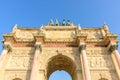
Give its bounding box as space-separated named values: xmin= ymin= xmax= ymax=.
xmin=99 ymin=78 xmax=108 ymax=80
xmin=46 ymin=54 xmax=77 ymax=80
xmin=13 ymin=78 xmax=22 ymax=80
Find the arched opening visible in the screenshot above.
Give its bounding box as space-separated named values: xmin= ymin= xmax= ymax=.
xmin=49 ymin=70 xmax=72 ymax=80
xmin=46 ymin=54 xmax=77 ymax=80
xmin=99 ymin=78 xmax=108 ymax=80
xmin=13 ymin=78 xmax=22 ymax=80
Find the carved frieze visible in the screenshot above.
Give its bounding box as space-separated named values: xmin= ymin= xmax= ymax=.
xmin=15 ymin=30 xmax=34 ymax=41
xmin=81 ymin=29 xmax=103 ymax=39
xmin=87 ymin=56 xmax=114 ymax=69
xmin=86 ymin=48 xmax=108 ymax=56
xmin=45 ymin=31 xmax=76 ymax=40
xmin=7 ymin=57 xmax=33 ymax=69
xmin=42 ymin=48 xmax=78 ymax=55
xmin=12 ymin=49 xmax=34 ymax=56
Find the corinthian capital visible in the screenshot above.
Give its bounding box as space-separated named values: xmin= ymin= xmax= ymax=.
xmin=79 ymin=44 xmax=86 ymax=51
xmin=3 ymin=44 xmax=12 ymax=52
xmin=35 ymin=44 xmax=42 ymax=52
xmin=109 ymin=44 xmax=118 ymax=52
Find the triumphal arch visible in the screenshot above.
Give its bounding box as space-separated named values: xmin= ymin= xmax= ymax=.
xmin=0 ymin=20 xmax=120 ymax=80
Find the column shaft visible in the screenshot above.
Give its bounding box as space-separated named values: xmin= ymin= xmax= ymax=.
xmin=109 ymin=44 xmax=120 ymax=79
xmin=109 ymin=44 xmax=120 ymax=69
xmin=0 ymin=44 xmax=11 ymax=68
xmin=112 ymin=50 xmax=120 ymax=68
xmin=111 ymin=53 xmax=120 ymax=79
xmin=79 ymin=44 xmax=91 ymax=80
xmin=0 ymin=49 xmax=8 ymax=68
xmin=81 ymin=50 xmax=91 ymax=80
xmin=30 ymin=44 xmax=41 ymax=80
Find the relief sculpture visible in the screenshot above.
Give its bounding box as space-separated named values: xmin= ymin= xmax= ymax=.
xmin=7 ymin=57 xmax=33 ymax=69
xmin=13 ymin=49 xmax=34 ymax=56
xmin=88 ymin=57 xmax=113 ymax=69
xmin=86 ymin=48 xmax=108 ymax=56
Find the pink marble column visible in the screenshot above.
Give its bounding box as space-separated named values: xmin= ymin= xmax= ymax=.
xmin=109 ymin=44 xmax=120 ymax=69
xmin=30 ymin=44 xmax=41 ymax=80
xmin=0 ymin=44 xmax=11 ymax=68
xmin=109 ymin=44 xmax=120 ymax=79
xmin=79 ymin=44 xmax=91 ymax=80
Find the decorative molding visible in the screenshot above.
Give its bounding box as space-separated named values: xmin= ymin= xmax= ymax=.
xmin=109 ymin=44 xmax=118 ymax=52
xmin=79 ymin=44 xmax=86 ymax=51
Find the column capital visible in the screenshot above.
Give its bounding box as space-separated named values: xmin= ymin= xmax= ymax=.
xmin=79 ymin=44 xmax=86 ymax=51
xmin=3 ymin=44 xmax=12 ymax=52
xmin=108 ymin=44 xmax=118 ymax=52
xmin=34 ymin=44 xmax=42 ymax=52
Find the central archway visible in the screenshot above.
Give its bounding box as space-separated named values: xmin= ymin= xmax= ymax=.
xmin=46 ymin=54 xmax=77 ymax=80
xmin=49 ymin=70 xmax=72 ymax=80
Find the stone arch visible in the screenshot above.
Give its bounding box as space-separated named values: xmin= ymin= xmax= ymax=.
xmin=13 ymin=78 xmax=22 ymax=80
xmin=46 ymin=54 xmax=77 ymax=80
xmin=99 ymin=78 xmax=108 ymax=80
xmin=40 ymin=49 xmax=80 ymax=70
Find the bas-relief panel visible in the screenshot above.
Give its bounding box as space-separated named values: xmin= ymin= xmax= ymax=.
xmin=15 ymin=30 xmax=34 ymax=41
xmin=86 ymin=48 xmax=109 ymax=56
xmin=45 ymin=31 xmax=76 ymax=39
xmin=87 ymin=56 xmax=114 ymax=69
xmin=6 ymin=57 xmax=33 ymax=69
xmin=81 ymin=29 xmax=103 ymax=39
xmin=86 ymin=48 xmax=114 ymax=69
xmin=90 ymin=70 xmax=119 ymax=80
xmin=12 ymin=48 xmax=35 ymax=56
xmin=4 ymin=71 xmax=30 ymax=80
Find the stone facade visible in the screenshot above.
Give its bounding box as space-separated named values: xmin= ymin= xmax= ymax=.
xmin=0 ymin=22 xmax=120 ymax=80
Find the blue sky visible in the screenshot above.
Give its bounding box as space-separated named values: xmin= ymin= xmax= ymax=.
xmin=0 ymin=0 xmax=120 ymax=80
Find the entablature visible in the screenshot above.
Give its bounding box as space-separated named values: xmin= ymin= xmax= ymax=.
xmin=2 ymin=23 xmax=118 ymax=48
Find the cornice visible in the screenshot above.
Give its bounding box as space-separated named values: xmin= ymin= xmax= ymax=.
xmin=2 ymin=26 xmax=118 ymax=45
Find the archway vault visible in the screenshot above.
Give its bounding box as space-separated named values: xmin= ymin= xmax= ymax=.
xmin=46 ymin=54 xmax=77 ymax=80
